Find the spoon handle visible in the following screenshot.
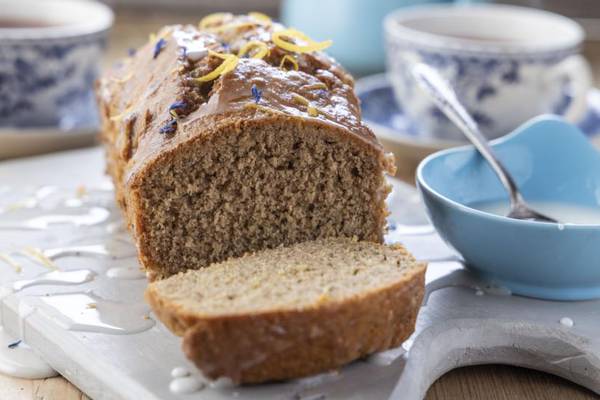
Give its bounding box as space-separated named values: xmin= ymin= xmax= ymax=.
xmin=412 ymin=63 xmax=522 ymax=206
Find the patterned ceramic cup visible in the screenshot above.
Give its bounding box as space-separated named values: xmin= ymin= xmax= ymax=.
xmin=0 ymin=0 xmax=113 ymax=128
xmin=384 ymin=4 xmax=591 ymax=140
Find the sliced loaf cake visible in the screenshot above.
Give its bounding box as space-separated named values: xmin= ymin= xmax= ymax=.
xmin=98 ymin=13 xmax=395 ymax=280
xmin=145 ymin=238 xmax=426 ymax=384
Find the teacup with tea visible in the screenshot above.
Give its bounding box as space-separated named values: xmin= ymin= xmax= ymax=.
xmin=384 ymin=4 xmax=592 ymax=140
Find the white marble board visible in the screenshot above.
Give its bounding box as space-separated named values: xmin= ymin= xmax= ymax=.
xmin=0 ymin=148 xmax=598 ymax=400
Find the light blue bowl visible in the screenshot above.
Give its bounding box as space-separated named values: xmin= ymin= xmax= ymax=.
xmin=416 ymin=115 xmax=600 ymax=300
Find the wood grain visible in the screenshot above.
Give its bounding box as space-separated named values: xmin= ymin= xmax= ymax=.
xmin=426 ymin=366 xmax=598 ymax=400
xmin=0 ymin=374 xmax=90 ymax=400
xmin=1 ymin=7 xmax=600 ymax=400
xmin=1 ymin=364 xmax=597 ymax=400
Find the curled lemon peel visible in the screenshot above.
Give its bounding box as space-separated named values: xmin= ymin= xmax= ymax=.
xmin=238 ymin=41 xmax=269 ymax=59
xmin=195 ymin=50 xmax=239 ymax=82
xmin=244 ymin=103 xmax=286 ymax=116
xmin=206 ymin=21 xmax=257 ymax=34
xmin=248 ymin=12 xmax=272 ymax=25
xmin=307 ymin=105 xmax=319 ymax=117
xmin=199 ymin=12 xmax=232 ymax=29
xmin=199 ymin=12 xmax=269 ymax=34
xmin=279 ymin=55 xmax=299 ymax=71
xmin=292 ymin=93 xmax=309 ymax=106
xmin=292 ymin=94 xmax=319 ymax=117
xmin=304 ymin=82 xmax=328 ymax=91
xmin=272 ymin=28 xmax=332 ymax=53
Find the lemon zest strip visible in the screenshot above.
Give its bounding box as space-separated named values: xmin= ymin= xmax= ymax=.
xmin=292 ymin=93 xmax=310 ymax=106
xmin=206 ymin=21 xmax=257 ymax=34
xmin=0 ymin=253 xmax=22 ymax=273
xmin=195 ymin=51 xmax=239 ymax=82
xmin=304 ymin=82 xmax=328 ymax=91
xmin=244 ymin=103 xmax=286 ymax=116
xmin=21 ymin=247 xmax=58 ymax=270
xmin=306 ymin=105 xmax=319 ymax=117
xmin=272 ymin=28 xmax=332 ymax=53
xmin=279 ymin=55 xmax=299 ymax=71
xmin=199 ymin=13 xmax=232 ymax=29
xmin=238 ymin=41 xmax=269 ymax=59
xmin=292 ymin=94 xmax=319 ymax=117
xmin=248 ymin=12 xmax=272 ymax=25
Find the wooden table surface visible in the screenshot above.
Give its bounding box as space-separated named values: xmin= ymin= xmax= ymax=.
xmin=2 ymin=7 xmax=600 ymax=400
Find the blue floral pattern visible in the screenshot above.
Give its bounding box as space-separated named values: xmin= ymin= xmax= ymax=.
xmin=357 ymin=75 xmax=600 ymax=141
xmin=385 ymin=37 xmax=582 ymax=140
xmin=0 ymin=33 xmax=106 ymax=128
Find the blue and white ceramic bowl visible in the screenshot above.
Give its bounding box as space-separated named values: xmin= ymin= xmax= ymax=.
xmin=384 ymin=4 xmax=592 ymax=141
xmin=0 ymin=0 xmax=113 ymax=128
xmin=417 ymin=116 xmax=600 ymax=300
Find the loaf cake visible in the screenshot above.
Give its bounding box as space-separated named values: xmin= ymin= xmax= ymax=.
xmin=98 ymin=13 xmax=396 ymax=280
xmin=146 ymin=238 xmax=426 ymax=384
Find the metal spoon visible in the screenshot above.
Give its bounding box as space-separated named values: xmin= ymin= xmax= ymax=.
xmin=412 ymin=63 xmax=558 ymax=223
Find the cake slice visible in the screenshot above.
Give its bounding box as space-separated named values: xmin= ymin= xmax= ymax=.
xmin=145 ymin=238 xmax=426 ymax=384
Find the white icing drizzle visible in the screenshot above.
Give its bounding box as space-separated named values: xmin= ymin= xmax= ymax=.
xmin=209 ymin=376 xmax=235 ymax=389
xmin=173 ymin=28 xmax=209 ymax=61
xmin=25 ymin=207 xmax=110 ymax=229
xmin=422 ymin=261 xmax=512 ymax=306
xmin=43 ymin=242 xmax=136 ymax=260
xmin=560 ymin=317 xmax=574 ymax=328
xmin=35 ymin=292 xmax=154 ymax=335
xmin=402 ymin=333 xmax=416 ymax=352
xmin=20 ymin=247 xmax=58 ymax=270
xmin=365 ymin=345 xmax=406 ymax=366
xmin=43 ymin=244 xmax=111 ymax=259
xmin=0 ymin=184 xmax=146 ymax=381
xmin=169 ymin=376 xmax=205 ymax=394
xmin=0 ymin=327 xmax=56 ymax=379
xmin=0 ymin=207 xmax=110 ymax=230
xmin=12 ymin=270 xmax=95 ymax=291
xmin=171 ymin=366 xmax=190 ymax=378
xmin=105 ymin=221 xmax=126 ymax=234
xmin=0 ymin=186 xmax=59 ymax=213
xmin=106 ymin=266 xmax=145 ymax=280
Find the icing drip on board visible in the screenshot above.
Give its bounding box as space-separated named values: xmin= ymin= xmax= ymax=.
xmin=106 ymin=266 xmax=145 ymax=280
xmin=0 ymin=327 xmax=56 ymax=379
xmin=35 ymin=292 xmax=154 ymax=335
